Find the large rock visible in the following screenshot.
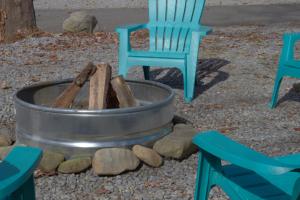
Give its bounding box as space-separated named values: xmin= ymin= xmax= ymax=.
xmin=63 ymin=11 xmax=97 ymax=33
xmin=153 ymin=123 xmax=198 ymax=159
xmin=0 ymin=127 xmax=14 ymax=145
xmin=93 ymin=148 xmax=140 ymax=175
xmin=0 ymin=146 xmax=13 ymax=160
xmin=39 ymin=151 xmax=65 ymax=173
xmin=132 ymin=145 xmax=162 ymax=167
xmin=0 ymin=135 xmax=12 ymax=147
xmin=58 ymin=157 xmax=91 ymax=174
xmin=293 ymin=83 xmax=300 ymax=93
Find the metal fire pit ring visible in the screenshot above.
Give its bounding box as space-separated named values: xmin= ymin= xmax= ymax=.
xmin=14 ymin=79 xmax=175 ymax=157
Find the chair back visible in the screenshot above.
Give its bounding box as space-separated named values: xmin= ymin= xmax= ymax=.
xmin=148 ymin=0 xmax=206 ymax=52
xmin=280 ymin=33 xmax=300 ymax=65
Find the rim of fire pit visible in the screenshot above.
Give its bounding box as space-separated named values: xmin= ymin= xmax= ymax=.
xmin=14 ymin=79 xmax=175 ymax=157
xmin=14 ymin=78 xmax=175 ymax=113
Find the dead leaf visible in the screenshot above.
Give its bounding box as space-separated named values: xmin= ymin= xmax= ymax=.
xmin=34 ymin=169 xmax=57 ymax=178
xmin=205 ymin=104 xmax=224 ymax=110
xmin=294 ymin=128 xmax=300 ymax=132
xmin=144 ymin=180 xmax=161 ymax=188
xmin=95 ymin=187 xmax=112 ymax=195
xmin=49 ymin=54 xmax=58 ymax=62
xmin=24 ymin=59 xmax=42 ymax=65
xmin=33 ymin=52 xmax=46 ymax=57
xmin=1 ymin=81 xmax=11 ymax=89
xmin=219 ymin=127 xmax=237 ymax=134
xmin=31 ymin=76 xmax=40 ymax=82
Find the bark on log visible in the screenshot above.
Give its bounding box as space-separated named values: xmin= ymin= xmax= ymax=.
xmin=110 ymin=75 xmax=138 ymax=108
xmin=53 ymin=62 xmax=96 ymax=108
xmin=89 ymin=63 xmax=112 ymax=109
xmin=0 ymin=0 xmax=36 ymax=42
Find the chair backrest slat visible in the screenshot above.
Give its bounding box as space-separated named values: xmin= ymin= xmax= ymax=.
xmin=163 ymin=27 xmax=174 ymax=51
xmin=148 ymin=0 xmax=206 ymax=52
xmin=192 ymin=0 xmax=205 ymax=23
xmin=167 ymin=0 xmax=177 ymax=21
xmin=149 ymin=27 xmax=157 ymax=51
xmin=170 ymin=27 xmax=182 ymax=52
xmin=183 ymin=0 xmax=196 ymax=22
xmin=177 ymin=29 xmax=189 ymax=52
xmin=156 ymin=27 xmax=165 ymax=51
xmin=149 ymin=0 xmax=158 ymax=22
xmin=174 ymin=0 xmax=187 ymax=23
xmin=183 ymin=31 xmax=192 ymax=52
xmin=149 ymin=0 xmax=158 ymax=51
xmin=157 ymin=0 xmax=167 ymax=21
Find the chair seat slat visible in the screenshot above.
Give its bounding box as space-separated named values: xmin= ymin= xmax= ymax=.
xmin=128 ymin=50 xmax=186 ymax=59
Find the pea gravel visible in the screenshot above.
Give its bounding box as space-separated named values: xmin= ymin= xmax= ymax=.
xmin=1 ymin=23 xmax=300 ymax=199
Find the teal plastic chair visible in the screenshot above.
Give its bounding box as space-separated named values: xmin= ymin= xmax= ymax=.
xmin=0 ymin=146 xmax=42 ymax=200
xmin=269 ymin=32 xmax=300 ymax=108
xmin=116 ymin=0 xmax=212 ymax=102
xmin=192 ymin=130 xmax=300 ymax=200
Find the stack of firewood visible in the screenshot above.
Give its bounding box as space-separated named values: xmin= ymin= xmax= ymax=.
xmin=52 ymin=62 xmax=139 ymax=109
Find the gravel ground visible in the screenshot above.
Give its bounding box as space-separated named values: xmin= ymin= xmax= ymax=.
xmin=1 ymin=23 xmax=300 ymax=199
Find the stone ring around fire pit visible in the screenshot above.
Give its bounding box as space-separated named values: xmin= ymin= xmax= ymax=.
xmin=14 ymin=79 xmax=175 ymax=158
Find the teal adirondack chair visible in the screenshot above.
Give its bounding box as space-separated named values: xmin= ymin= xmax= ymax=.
xmin=116 ymin=0 xmax=212 ymax=102
xmin=269 ymin=32 xmax=300 ymax=108
xmin=0 ymin=146 xmax=42 ymax=200
xmin=193 ymin=130 xmax=300 ymax=200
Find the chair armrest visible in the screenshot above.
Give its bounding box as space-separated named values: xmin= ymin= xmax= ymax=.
xmin=187 ymin=26 xmax=212 ymax=55
xmin=187 ymin=27 xmax=212 ymax=55
xmin=284 ymin=32 xmax=300 ymax=41
xmin=192 ymin=130 xmax=299 ymax=175
xmin=274 ymin=153 xmax=300 ymax=166
xmin=115 ymin=24 xmax=148 ymax=34
xmin=191 ymin=25 xmax=213 ymax=36
xmin=0 ymin=146 xmax=42 ymax=198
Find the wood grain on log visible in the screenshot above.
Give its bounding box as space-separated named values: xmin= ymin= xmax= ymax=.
xmin=89 ymin=63 xmax=112 ymax=109
xmin=53 ymin=62 xmax=96 ymax=108
xmin=110 ymin=75 xmax=138 ymax=108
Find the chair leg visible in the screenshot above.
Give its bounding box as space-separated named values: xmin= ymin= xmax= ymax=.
xmin=22 ymin=175 xmax=36 ymax=200
xmin=10 ymin=175 xmax=36 ymax=200
xmin=143 ymin=66 xmax=150 ymax=80
xmin=184 ymin=62 xmax=197 ymax=102
xmin=194 ymin=152 xmax=212 ymax=200
xmin=118 ymin=31 xmax=129 ymax=78
xmin=269 ymin=71 xmax=284 ymax=109
xmin=118 ymin=61 xmax=128 ymax=78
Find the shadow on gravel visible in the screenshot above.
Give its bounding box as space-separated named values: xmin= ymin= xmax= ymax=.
xmin=276 ymin=87 xmax=300 ymax=107
xmin=150 ymin=58 xmax=230 ymax=99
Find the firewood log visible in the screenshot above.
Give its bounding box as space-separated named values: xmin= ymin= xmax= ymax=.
xmin=89 ymin=63 xmax=112 ymax=109
xmin=53 ymin=62 xmax=96 ymax=108
xmin=110 ymin=75 xmax=138 ymax=108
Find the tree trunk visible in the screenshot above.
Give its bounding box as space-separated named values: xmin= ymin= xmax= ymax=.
xmin=0 ymin=0 xmax=36 ymax=42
